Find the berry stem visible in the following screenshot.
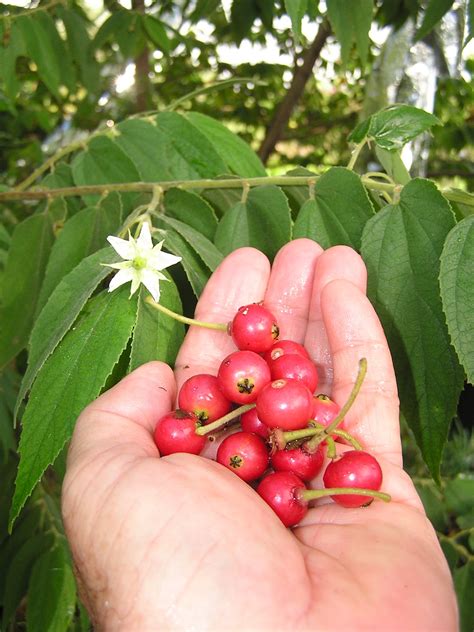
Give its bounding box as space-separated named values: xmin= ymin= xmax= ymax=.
xmin=326 ymin=436 xmax=337 ymax=459
xmin=146 ymin=297 xmax=227 ymax=331
xmin=195 ymin=404 xmax=255 ymax=436
xmin=298 ymin=487 xmax=391 ymax=503
xmin=331 ymin=428 xmax=363 ymax=450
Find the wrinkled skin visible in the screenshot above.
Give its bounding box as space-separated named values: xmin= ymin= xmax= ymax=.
xmin=62 ymin=241 xmax=457 ymax=631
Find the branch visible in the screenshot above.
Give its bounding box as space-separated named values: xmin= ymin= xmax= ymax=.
xmin=258 ymin=21 xmax=331 ymax=164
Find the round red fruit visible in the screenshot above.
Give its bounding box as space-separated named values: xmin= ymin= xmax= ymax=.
xmin=229 ymin=303 xmax=279 ymax=353
xmin=257 ymin=471 xmax=308 ymax=527
xmin=312 ymin=394 xmax=345 ymax=432
xmin=263 ymin=340 xmax=309 ymax=366
xmin=323 ymin=450 xmax=383 ymax=508
xmin=217 ymin=350 xmax=271 ymax=404
xmin=217 ymin=431 xmax=269 ymax=482
xmin=240 ymin=407 xmax=270 ymax=439
xmin=271 ymin=444 xmax=324 ymax=481
xmin=178 ymin=374 xmax=232 ymax=423
xmin=154 ymin=410 xmax=205 ymax=456
xmin=256 ymin=379 xmax=313 ymax=430
xmin=270 ymin=353 xmax=319 ymax=393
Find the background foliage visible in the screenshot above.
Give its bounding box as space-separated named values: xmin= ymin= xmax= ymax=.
xmin=0 ymin=0 xmax=473 ymax=630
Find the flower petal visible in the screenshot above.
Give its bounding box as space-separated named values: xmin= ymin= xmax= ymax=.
xmin=107 ymin=235 xmax=135 ymax=260
xmin=108 ymin=268 xmax=135 ymax=293
xmin=150 ymin=250 xmax=182 ymax=271
xmin=103 ymin=261 xmax=133 ymax=270
xmin=136 ymin=222 xmax=153 ymax=251
xmin=141 ymin=270 xmax=161 ymax=302
xmin=130 ymin=275 xmax=141 ymax=297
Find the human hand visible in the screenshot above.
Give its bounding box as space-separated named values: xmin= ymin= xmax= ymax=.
xmin=62 ymin=240 xmax=457 ymax=631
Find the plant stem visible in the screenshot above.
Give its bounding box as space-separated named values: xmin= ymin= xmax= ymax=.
xmin=331 ymin=428 xmax=363 ymax=450
xmin=298 ymin=487 xmax=391 ymax=503
xmin=347 ymin=140 xmax=367 ymax=171
xmin=326 ymin=436 xmax=337 ymax=459
xmin=195 ymin=404 xmax=255 ymax=436
xmin=145 ymin=297 xmax=227 ymax=331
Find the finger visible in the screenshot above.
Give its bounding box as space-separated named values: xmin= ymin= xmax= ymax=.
xmin=321 ymin=279 xmax=402 ymax=465
xmin=264 ymin=239 xmax=323 ymax=342
xmin=66 ymin=361 xmax=176 ymax=469
xmin=305 ymin=246 xmax=367 ymax=393
xmin=175 ymin=248 xmax=271 ymax=389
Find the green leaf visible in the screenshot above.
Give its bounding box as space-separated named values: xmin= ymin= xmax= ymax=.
xmin=15 ymin=247 xmax=119 ymax=422
xmin=17 ymin=15 xmax=62 ymax=99
xmin=439 ymin=216 xmax=474 ymax=383
xmin=349 ymin=105 xmax=441 ymax=151
xmin=439 ymin=536 xmax=461 ymax=572
xmin=326 ymin=0 xmax=373 ymax=65
xmin=185 ymin=112 xmax=267 ymax=177
xmin=142 ymin=14 xmax=170 ymax=53
xmin=454 ymin=561 xmax=474 ymax=632
xmin=158 ymin=215 xmax=223 ymax=272
xmin=11 ymin=288 xmax=137 ymax=527
xmin=0 ymin=21 xmax=26 ymax=99
xmin=37 ymin=203 xmax=121 ymax=312
xmin=59 ymin=7 xmax=100 ymax=92
xmin=444 ymin=475 xmax=474 ymax=522
xmin=467 ymin=0 xmax=474 ymax=44
xmin=0 ymin=212 xmax=54 ymax=369
xmin=231 ymin=0 xmax=258 ymax=43
xmin=361 ymin=179 xmax=464 ymax=480
xmin=285 ymin=0 xmax=307 ymax=43
xmin=43 ymin=163 xmax=82 ymax=215
xmin=292 ymin=167 xmax=374 ymax=249
xmin=0 ymin=370 xmax=18 ymax=463
xmin=26 ymin=543 xmax=76 ymax=632
xmin=90 ymin=10 xmax=133 ymax=51
xmin=130 ymin=282 xmax=184 ymax=371
xmin=375 ymin=147 xmax=411 ymax=185
xmin=34 ymin=12 xmax=76 ymax=93
xmin=161 ymin=229 xmax=210 ymax=297
xmin=2 ymin=533 xmax=54 ymax=628
xmin=414 ymin=479 xmax=449 ymax=531
xmin=115 ymin=12 xmax=146 ymax=59
xmin=215 ymin=186 xmax=292 ymax=259
xmin=163 ymin=189 xmax=217 ymax=240
xmin=415 ymin=0 xmax=454 ymax=42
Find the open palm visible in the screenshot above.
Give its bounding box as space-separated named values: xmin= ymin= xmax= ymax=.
xmin=62 ymin=240 xmax=457 ymax=631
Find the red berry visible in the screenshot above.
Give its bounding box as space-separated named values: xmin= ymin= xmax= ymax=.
xmin=230 ymin=303 xmax=279 ymax=353
xmin=270 ymin=354 xmax=319 ymax=393
xmin=257 ymin=471 xmax=308 ymax=527
xmin=217 ymin=350 xmax=271 ymax=404
xmin=178 ymin=374 xmax=232 ymax=423
xmin=256 ymin=379 xmax=313 ymax=430
xmin=323 ymin=450 xmax=383 ymax=508
xmin=216 ymin=431 xmax=269 ymax=482
xmin=271 ymin=444 xmax=324 ymax=481
xmin=154 ymin=410 xmax=205 ymax=456
xmin=240 ymin=407 xmax=270 ymax=439
xmin=311 ymin=394 xmax=345 ymax=433
xmin=263 ymin=340 xmax=309 ymax=366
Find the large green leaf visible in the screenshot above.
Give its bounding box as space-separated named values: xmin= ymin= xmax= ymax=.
xmin=130 ymin=282 xmax=184 ymax=371
xmin=142 ymin=14 xmax=170 ymax=53
xmin=454 ymin=561 xmax=474 ymax=632
xmin=26 ymin=543 xmax=76 ymax=632
xmin=284 ymin=0 xmax=307 ymax=43
xmin=415 ymin=0 xmax=454 ymax=41
xmin=292 ymin=167 xmax=374 ymax=248
xmin=11 ymin=288 xmax=137 ymax=526
xmin=163 ymin=189 xmax=217 ymax=240
xmin=0 ymin=370 xmax=18 ymax=463
xmin=361 ymin=179 xmax=464 ymax=480
xmin=0 ymin=21 xmax=26 ymax=99
xmin=58 ymin=7 xmax=100 ymax=92
xmin=34 ymin=11 xmax=75 ymax=93
xmin=162 ymin=229 xmax=211 ymax=297
xmin=326 ymin=0 xmax=373 ymax=65
xmin=214 ymin=185 xmax=292 ymax=259
xmin=37 ymin=204 xmax=121 ymax=312
xmin=439 ymin=216 xmax=474 ymax=383
xmin=0 ymin=212 xmax=54 ymax=369
xmin=185 ymin=112 xmax=267 ymax=177
xmin=15 ymin=247 xmax=118 ymax=421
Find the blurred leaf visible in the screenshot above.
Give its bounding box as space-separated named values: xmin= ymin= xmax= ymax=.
xmin=15 ymin=247 xmax=119 ymax=423
xmin=293 ymin=167 xmax=374 ymax=248
xmin=439 ymin=536 xmax=461 ymax=572
xmin=349 ymin=105 xmax=441 ymax=150
xmin=454 ymin=561 xmax=474 ymax=632
xmin=34 ymin=12 xmax=75 ymax=93
xmin=231 ymin=0 xmax=258 ymax=43
xmin=190 ymin=0 xmax=220 ymax=20
xmin=161 ymin=229 xmax=210 ymax=297
xmin=142 ymin=14 xmax=170 ymax=53
xmin=90 ymin=10 xmax=133 ymax=51
xmin=215 ymin=186 xmax=292 ymax=259
xmin=185 ymin=112 xmax=267 ymax=177
xmin=129 ymin=281 xmax=184 ymax=370
xmin=0 ymin=211 xmax=54 ymax=369
xmin=445 ymin=475 xmax=474 ymax=523
xmin=415 ymin=479 xmax=449 ymax=531
xmin=285 ymin=0 xmax=307 ymax=43
xmin=361 ymin=179 xmax=464 ymax=480
xmin=163 ymin=189 xmax=217 ymax=240
xmin=326 ymin=0 xmax=373 ymax=65
xmin=467 ymin=0 xmax=473 ymax=44
xmin=59 ymin=7 xmax=100 ymax=92
xmin=0 ymin=369 xmax=18 ymax=463
xmin=26 ymin=543 xmax=76 ymax=632
xmin=116 ymin=12 xmax=146 ymax=59
xmin=440 ymin=216 xmax=474 ymax=384
xmin=415 ymin=0 xmax=454 ymax=42
xmin=0 ymin=21 xmax=26 ymax=99
xmin=11 ymin=288 xmax=137 ymax=527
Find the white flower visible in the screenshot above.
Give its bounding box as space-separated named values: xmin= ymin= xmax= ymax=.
xmin=104 ymin=222 xmax=181 ymax=302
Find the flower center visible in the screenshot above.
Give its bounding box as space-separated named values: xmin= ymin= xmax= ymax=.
xmin=132 ymin=256 xmax=147 ymax=270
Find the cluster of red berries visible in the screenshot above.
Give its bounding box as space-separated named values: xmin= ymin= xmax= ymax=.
xmin=153 ymin=303 xmax=389 ymax=527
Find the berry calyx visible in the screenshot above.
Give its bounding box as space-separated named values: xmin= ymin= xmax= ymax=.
xmin=270 ymin=354 xmax=319 ymax=393
xmin=271 ymin=444 xmax=324 ymax=481
xmin=216 ymin=431 xmax=269 ymax=482
xmin=322 ymin=450 xmax=383 ymax=507
xmin=178 ymin=374 xmax=232 ymax=423
xmin=256 ymin=471 xmax=308 ymax=527
xmin=256 ymin=379 xmax=313 ymax=430
xmin=217 ymin=350 xmax=271 ymax=404
xmin=229 ymin=304 xmax=279 ymax=353
xmin=263 ymin=340 xmax=310 ymax=366
xmin=240 ymin=407 xmax=270 ymax=439
xmin=154 ymin=410 xmax=205 ymax=456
